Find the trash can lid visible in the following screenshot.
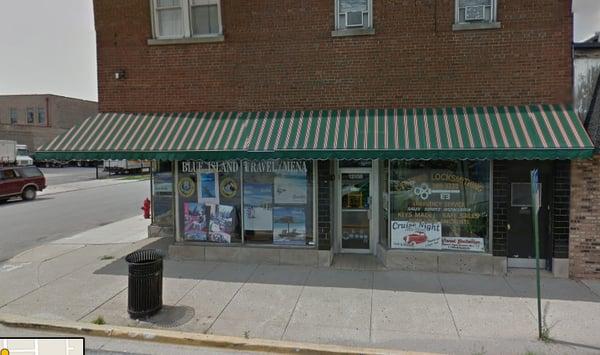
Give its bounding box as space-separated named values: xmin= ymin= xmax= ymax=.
xmin=126 ymin=249 xmax=163 ymax=264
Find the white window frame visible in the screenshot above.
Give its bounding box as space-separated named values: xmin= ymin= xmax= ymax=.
xmin=455 ymin=0 xmax=497 ymax=24
xmin=335 ymin=0 xmax=373 ymax=30
xmin=151 ymin=0 xmax=222 ymax=40
xmin=188 ymin=0 xmax=222 ymax=38
xmin=153 ymin=0 xmax=185 ymax=39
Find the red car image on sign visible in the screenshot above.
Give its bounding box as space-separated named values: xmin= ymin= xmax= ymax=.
xmin=403 ymin=231 xmax=428 ymax=246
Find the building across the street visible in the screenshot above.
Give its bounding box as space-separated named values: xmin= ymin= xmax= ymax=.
xmin=37 ymin=0 xmax=598 ymax=278
xmin=0 ymin=94 xmax=98 ymax=151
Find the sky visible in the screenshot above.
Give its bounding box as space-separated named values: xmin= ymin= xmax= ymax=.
xmin=0 ymin=0 xmax=598 ymax=103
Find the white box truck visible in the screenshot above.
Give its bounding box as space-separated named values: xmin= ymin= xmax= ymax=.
xmin=0 ymin=140 xmax=33 ymax=166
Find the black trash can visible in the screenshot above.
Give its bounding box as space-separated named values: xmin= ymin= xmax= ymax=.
xmin=126 ymin=249 xmax=163 ymax=319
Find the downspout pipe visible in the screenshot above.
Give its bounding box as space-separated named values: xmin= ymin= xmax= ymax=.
xmin=45 ymin=96 xmax=50 ymax=127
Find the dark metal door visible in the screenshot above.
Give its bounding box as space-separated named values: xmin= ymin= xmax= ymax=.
xmin=506 ymin=163 xmax=552 ymax=267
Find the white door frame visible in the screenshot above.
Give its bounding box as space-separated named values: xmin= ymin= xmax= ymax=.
xmin=334 ymin=160 xmax=379 ymax=254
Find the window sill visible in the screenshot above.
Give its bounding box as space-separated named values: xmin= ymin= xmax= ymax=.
xmin=452 ymin=22 xmax=501 ymax=31
xmin=147 ymin=35 xmax=224 ymax=46
xmin=331 ymin=28 xmax=375 ymax=38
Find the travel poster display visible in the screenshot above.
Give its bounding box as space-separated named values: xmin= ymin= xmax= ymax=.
xmin=198 ymin=171 xmax=219 ymax=205
xmin=154 ymin=172 xmax=173 ymax=193
xmin=243 ymin=183 xmax=273 ymax=231
xmin=208 ymin=205 xmax=236 ymax=243
xmin=183 ymin=202 xmax=207 ymax=241
xmin=274 ymin=171 xmax=307 ymax=204
xmin=391 ymin=221 xmax=442 ymax=249
xmin=273 ymin=207 xmax=306 ymax=245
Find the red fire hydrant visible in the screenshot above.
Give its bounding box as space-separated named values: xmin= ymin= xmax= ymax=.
xmin=141 ymin=198 xmax=151 ymax=219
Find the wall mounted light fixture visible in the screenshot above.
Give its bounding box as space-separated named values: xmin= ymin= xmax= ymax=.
xmin=114 ymin=69 xmax=126 ymax=80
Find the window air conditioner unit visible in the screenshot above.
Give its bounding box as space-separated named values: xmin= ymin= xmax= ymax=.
xmin=464 ymin=5 xmax=485 ymax=21
xmin=345 ymin=11 xmax=364 ymax=27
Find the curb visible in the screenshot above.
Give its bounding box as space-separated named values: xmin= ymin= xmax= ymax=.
xmin=0 ymin=314 xmax=437 ymax=355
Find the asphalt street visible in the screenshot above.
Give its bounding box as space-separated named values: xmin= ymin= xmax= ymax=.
xmin=0 ymin=180 xmax=149 ymax=262
xmin=40 ymin=167 xmax=108 ymax=185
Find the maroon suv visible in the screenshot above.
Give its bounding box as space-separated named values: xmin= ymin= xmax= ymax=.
xmin=0 ymin=166 xmax=46 ymax=202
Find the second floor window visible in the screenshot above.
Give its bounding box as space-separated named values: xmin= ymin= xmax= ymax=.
xmin=153 ymin=0 xmax=222 ymax=39
xmin=9 ymin=108 xmax=17 ymax=124
xmin=336 ymin=0 xmax=372 ymax=30
xmin=37 ymin=108 xmax=46 ymax=125
xmin=456 ymin=0 xmax=497 ymax=24
xmin=26 ymin=108 xmax=34 ymax=124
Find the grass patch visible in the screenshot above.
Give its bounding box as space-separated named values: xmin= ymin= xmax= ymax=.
xmin=118 ymin=174 xmax=150 ymax=181
xmin=100 ymin=255 xmax=114 ymax=260
xmin=91 ymin=316 xmax=106 ymax=325
xmin=539 ymin=302 xmax=556 ymax=343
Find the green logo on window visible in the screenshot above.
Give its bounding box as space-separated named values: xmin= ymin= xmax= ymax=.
xmin=178 ymin=177 xmax=195 ymax=198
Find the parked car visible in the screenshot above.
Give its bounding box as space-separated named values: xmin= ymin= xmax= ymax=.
xmin=0 ymin=166 xmax=46 ymax=202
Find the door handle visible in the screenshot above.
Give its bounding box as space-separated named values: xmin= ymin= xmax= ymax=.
xmin=507 ymin=223 xmax=511 ymax=231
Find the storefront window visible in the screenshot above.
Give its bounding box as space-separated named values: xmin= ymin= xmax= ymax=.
xmin=389 ymin=160 xmax=490 ymax=253
xmin=178 ymin=161 xmax=242 ymax=243
xmin=152 ymin=161 xmax=174 ymax=228
xmin=243 ymin=160 xmax=314 ymax=246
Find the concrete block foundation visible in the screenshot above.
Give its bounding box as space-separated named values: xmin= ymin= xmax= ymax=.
xmin=170 ymin=243 xmax=506 ymax=275
xmin=169 ymin=243 xmax=323 ymax=267
xmin=377 ymin=244 xmax=506 ymax=275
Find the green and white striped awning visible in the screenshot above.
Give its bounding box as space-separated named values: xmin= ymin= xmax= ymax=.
xmin=36 ymin=104 xmax=594 ymax=160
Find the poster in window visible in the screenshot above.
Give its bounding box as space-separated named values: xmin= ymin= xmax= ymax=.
xmin=243 ymin=183 xmax=273 ymax=231
xmin=274 ymin=171 xmax=307 ymax=204
xmin=198 ymin=171 xmax=219 ymax=204
xmin=391 ymin=221 xmax=442 ymax=249
xmin=273 ymin=207 xmax=306 ymax=245
xmin=442 ymin=237 xmax=485 ymax=252
xmin=154 ymin=172 xmax=173 ymax=193
xmin=208 ymin=205 xmax=236 ymax=243
xmin=184 ymin=202 xmax=207 ymax=241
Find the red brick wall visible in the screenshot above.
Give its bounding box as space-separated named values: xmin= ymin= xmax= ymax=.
xmin=94 ymin=0 xmax=573 ymax=113
xmin=570 ymin=155 xmax=600 ymax=279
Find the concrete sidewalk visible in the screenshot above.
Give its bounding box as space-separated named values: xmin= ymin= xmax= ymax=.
xmin=1 ymin=228 xmax=600 ymax=354
xmin=50 ymin=215 xmax=149 ymax=245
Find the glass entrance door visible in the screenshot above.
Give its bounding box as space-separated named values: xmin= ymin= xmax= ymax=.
xmin=340 ymin=171 xmax=371 ymax=252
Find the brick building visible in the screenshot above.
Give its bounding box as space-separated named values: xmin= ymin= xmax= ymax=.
xmin=570 ymin=33 xmax=600 ymax=279
xmin=38 ymin=0 xmax=594 ymax=277
xmin=0 ymin=94 xmax=98 ymax=152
